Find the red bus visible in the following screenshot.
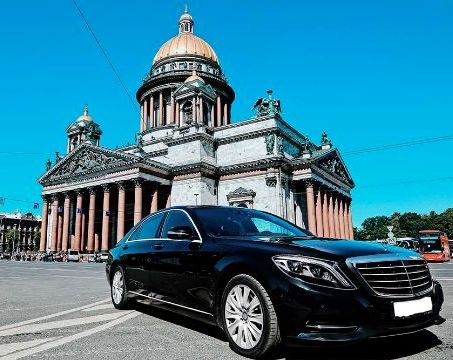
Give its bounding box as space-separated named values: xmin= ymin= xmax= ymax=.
xmin=418 ymin=230 xmax=451 ymax=262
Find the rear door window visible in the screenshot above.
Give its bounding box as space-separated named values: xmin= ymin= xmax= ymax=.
xmin=131 ymin=213 xmax=166 ymax=240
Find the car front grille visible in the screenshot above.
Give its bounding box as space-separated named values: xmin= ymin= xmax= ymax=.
xmin=354 ymin=259 xmax=432 ymax=297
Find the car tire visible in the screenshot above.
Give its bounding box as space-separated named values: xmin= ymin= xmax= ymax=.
xmin=110 ymin=266 xmax=129 ymax=310
xmin=221 ymin=274 xmax=281 ymax=359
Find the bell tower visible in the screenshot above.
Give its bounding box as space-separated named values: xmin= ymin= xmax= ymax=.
xmin=65 ymin=105 xmax=102 ymax=153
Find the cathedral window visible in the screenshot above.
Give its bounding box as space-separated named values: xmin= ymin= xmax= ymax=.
xmin=182 ymin=100 xmax=193 ymax=124
xmin=197 ymin=64 xmax=202 ymax=71
xmin=188 ymin=63 xmax=193 ymax=69
xmin=161 ymin=65 xmax=165 ymax=72
xmin=162 ymin=100 xmax=167 ymax=125
xmin=170 ymin=63 xmax=176 ymax=70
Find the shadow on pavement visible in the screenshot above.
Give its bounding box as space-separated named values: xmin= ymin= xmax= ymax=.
xmin=131 ymin=301 xmax=441 ymax=359
xmin=131 ymin=300 xmax=227 ymax=342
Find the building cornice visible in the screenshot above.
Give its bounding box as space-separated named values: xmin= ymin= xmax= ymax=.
xmin=164 ymin=131 xmax=215 ymax=147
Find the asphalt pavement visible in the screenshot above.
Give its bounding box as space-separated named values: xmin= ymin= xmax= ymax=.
xmin=0 ymin=260 xmax=452 ymax=359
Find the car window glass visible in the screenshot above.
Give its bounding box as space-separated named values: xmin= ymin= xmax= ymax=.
xmin=161 ymin=211 xmax=195 ymax=239
xmin=250 ymin=217 xmax=294 ymax=236
xmin=122 ymin=223 xmax=140 ymax=242
xmin=192 ymin=207 xmax=309 ymax=238
xmin=131 ymin=213 xmax=165 ymax=240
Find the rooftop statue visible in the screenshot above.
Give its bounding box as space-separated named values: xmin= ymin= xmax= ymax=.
xmin=136 ymin=132 xmax=145 ymax=154
xmin=321 ymin=131 xmax=331 ymax=145
xmin=252 ymin=90 xmax=282 ymax=117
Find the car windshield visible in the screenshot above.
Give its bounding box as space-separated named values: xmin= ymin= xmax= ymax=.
xmin=418 ymin=233 xmax=441 ymax=252
xmin=192 ymin=207 xmax=310 ymax=238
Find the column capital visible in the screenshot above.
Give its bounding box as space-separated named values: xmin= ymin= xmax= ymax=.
xmin=63 ymin=191 xmax=71 ymax=199
xmin=117 ymin=181 xmax=126 ymax=191
xmin=265 ymin=176 xmax=277 ymax=187
xmin=50 ymin=193 xmax=59 ymax=202
xmin=304 ymin=179 xmax=315 ymax=188
xmin=102 ymin=184 xmax=110 ymax=193
xmin=75 ymin=189 xmax=84 ymax=197
xmin=133 ymin=178 xmax=144 ymax=188
xmin=41 ymin=194 xmax=49 ymax=202
xmin=88 ymin=187 xmax=97 ymax=195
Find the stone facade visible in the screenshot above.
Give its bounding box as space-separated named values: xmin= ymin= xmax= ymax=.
xmin=38 ymin=9 xmax=354 ymax=253
xmin=0 ymin=213 xmax=41 ymax=252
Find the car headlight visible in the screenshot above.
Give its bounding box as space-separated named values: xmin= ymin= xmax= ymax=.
xmin=272 ymin=255 xmax=355 ymax=289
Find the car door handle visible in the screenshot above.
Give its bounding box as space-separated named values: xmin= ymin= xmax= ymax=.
xmin=123 ymin=245 xmax=129 ymax=250
xmin=153 ymin=243 xmax=163 ymax=250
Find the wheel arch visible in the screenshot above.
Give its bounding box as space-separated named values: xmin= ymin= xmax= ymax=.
xmin=212 ymin=260 xmax=273 ymax=328
xmin=108 ymin=260 xmax=122 ymax=284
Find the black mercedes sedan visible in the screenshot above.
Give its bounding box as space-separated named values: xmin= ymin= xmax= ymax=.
xmin=106 ymin=206 xmax=444 ymax=359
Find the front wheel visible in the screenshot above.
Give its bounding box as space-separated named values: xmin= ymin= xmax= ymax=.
xmin=221 ymin=274 xmax=281 ymax=359
xmin=110 ymin=266 xmax=129 ymax=310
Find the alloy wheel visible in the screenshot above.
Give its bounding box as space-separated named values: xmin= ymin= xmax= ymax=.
xmin=224 ymin=284 xmax=264 ymax=349
xmin=111 ymin=270 xmax=124 ymax=305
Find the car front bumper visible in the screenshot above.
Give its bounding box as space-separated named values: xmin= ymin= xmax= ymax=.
xmin=274 ymin=278 xmax=444 ymax=345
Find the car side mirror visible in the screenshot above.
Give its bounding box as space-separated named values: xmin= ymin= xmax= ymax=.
xmin=167 ymin=226 xmax=198 ymax=240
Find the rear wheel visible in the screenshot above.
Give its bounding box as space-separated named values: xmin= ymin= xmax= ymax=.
xmin=110 ymin=266 xmax=129 ymax=310
xmin=221 ymin=274 xmax=281 ymax=359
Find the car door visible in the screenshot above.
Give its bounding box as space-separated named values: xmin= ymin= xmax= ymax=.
xmin=119 ymin=212 xmax=166 ymax=293
xmin=148 ymin=209 xmax=216 ymax=313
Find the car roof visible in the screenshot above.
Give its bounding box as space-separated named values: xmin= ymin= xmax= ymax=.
xmin=166 ymin=205 xmax=235 ymax=209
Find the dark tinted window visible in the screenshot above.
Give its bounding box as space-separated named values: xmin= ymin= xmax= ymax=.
xmin=418 ymin=233 xmax=441 ymax=252
xmin=161 ymin=210 xmax=195 ymax=239
xmin=192 ymin=207 xmax=310 ymax=238
xmin=130 ymin=213 xmax=165 ymax=240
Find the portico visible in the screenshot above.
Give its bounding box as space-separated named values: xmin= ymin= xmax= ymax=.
xmin=292 ymin=180 xmax=353 ymax=239
xmin=38 ymin=143 xmax=171 ymax=253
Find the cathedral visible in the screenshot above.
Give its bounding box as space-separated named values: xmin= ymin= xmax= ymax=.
xmin=38 ymin=9 xmax=355 ymax=253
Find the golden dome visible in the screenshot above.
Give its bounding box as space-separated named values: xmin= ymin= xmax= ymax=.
xmin=153 ymin=33 xmax=218 ymax=65
xmin=76 ymin=105 xmax=93 ymax=123
xmin=152 ymin=9 xmax=219 ymax=65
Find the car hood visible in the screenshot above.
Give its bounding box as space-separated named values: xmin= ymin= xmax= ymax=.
xmin=286 ymin=238 xmax=414 ymax=260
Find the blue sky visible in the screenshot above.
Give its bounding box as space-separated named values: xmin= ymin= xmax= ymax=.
xmin=0 ymin=0 xmax=452 ymax=227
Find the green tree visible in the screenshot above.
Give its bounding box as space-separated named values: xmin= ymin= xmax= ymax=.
xmin=356 ymin=208 xmax=453 ymax=240
xmin=356 ymin=215 xmax=390 ymax=240
xmin=395 ymin=212 xmax=424 ymax=238
xmin=5 ymin=229 xmax=18 ymax=253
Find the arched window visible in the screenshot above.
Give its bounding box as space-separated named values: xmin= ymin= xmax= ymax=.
xmin=182 ymin=100 xmax=193 ymax=124
xmin=162 ymin=100 xmax=167 ymax=125
xmin=203 ymin=102 xmax=210 ymax=126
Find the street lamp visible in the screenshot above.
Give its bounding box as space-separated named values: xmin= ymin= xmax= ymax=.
xmin=194 ymin=193 xmax=199 ymax=206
